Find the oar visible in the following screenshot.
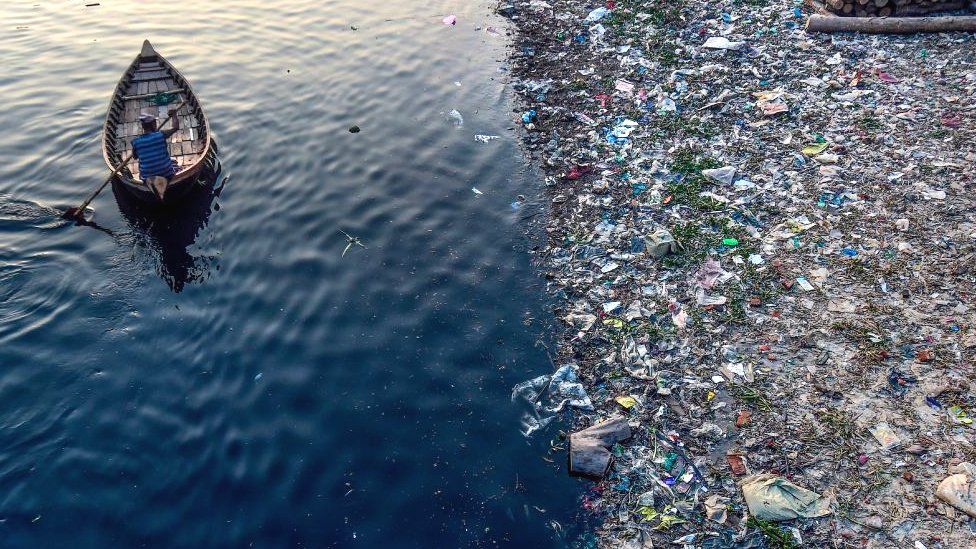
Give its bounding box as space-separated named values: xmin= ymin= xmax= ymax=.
xmin=64 ymin=100 xmax=187 ymax=220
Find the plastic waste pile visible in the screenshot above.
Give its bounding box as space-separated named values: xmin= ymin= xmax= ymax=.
xmin=503 ymin=0 xmax=976 ymax=546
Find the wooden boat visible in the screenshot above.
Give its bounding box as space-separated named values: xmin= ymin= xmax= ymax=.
xmin=102 ymin=40 xmax=217 ymax=204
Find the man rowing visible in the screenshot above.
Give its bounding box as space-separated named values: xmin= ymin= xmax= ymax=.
xmin=132 ymin=109 xmax=181 ymax=196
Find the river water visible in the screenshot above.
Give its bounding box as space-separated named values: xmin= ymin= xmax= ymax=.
xmin=0 ymin=1 xmax=585 ymax=546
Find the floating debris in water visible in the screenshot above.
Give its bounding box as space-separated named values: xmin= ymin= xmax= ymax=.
xmin=447 ymin=109 xmax=464 ymax=127
xmin=338 ymin=230 xmax=367 ymax=257
xmin=504 ymin=0 xmax=976 ymax=545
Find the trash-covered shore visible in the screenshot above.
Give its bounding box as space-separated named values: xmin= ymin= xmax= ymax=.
xmin=503 ymin=0 xmax=976 ymax=546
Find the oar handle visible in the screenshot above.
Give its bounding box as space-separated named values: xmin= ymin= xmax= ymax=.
xmin=73 ymin=100 xmax=188 ymax=214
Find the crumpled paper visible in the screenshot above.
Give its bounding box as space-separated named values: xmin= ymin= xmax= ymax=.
xmin=703 ymin=36 xmax=744 ymax=50
xmin=512 ymin=364 xmax=593 ymax=436
xmin=935 ymin=462 xmax=976 ymax=518
xmin=695 ymin=259 xmax=734 ymax=290
xmin=705 ymin=494 xmax=730 ymax=524
xmin=702 ymin=166 xmax=737 ymax=185
xmin=740 ymin=474 xmax=833 ymax=521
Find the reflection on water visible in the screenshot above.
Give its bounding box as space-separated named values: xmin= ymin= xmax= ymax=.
xmin=0 ymin=0 xmax=586 ymax=546
xmin=112 ymin=172 xmax=224 ymax=293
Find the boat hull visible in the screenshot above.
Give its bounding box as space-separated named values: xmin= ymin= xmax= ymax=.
xmin=114 ymin=147 xmax=220 ymax=205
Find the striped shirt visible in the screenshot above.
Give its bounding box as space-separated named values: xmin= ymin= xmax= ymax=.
xmin=132 ymin=131 xmax=176 ymax=179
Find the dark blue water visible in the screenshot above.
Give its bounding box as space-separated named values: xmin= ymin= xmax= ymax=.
xmin=0 ymin=1 xmax=585 ymax=546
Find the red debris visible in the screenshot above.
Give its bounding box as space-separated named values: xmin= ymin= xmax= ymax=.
xmin=941 ymin=113 xmax=963 ymax=128
xmin=565 ymin=165 xmax=592 ymax=180
xmin=727 ymin=453 xmax=748 ymax=476
xmin=736 ymin=410 xmax=751 ymax=427
xmin=875 ymin=68 xmax=900 ymax=83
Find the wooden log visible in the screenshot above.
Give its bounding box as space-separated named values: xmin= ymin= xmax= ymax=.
xmin=843 ymin=3 xmax=855 ymax=12
xmin=875 ymin=0 xmax=889 ymax=6
xmin=827 ymin=0 xmax=846 ymax=9
xmin=879 ymin=6 xmax=894 ymax=14
xmin=807 ymin=13 xmax=976 ymax=32
xmin=897 ymin=0 xmax=966 ymax=14
xmin=568 ymin=417 xmax=632 ymax=479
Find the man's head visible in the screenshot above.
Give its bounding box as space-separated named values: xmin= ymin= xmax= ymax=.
xmin=139 ymin=113 xmax=157 ymax=133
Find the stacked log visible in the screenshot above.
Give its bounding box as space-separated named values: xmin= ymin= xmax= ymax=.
xmin=824 ymin=0 xmax=967 ymax=16
xmin=896 ymin=0 xmax=968 ymax=15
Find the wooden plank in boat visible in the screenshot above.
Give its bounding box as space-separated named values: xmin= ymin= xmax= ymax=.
xmin=133 ymin=77 xmax=175 ymax=87
xmin=133 ymin=70 xmax=167 ymax=81
xmin=132 ymin=76 xmax=176 ymax=86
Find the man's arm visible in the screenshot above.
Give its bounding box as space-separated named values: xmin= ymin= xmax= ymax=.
xmin=162 ymin=107 xmax=182 ymax=138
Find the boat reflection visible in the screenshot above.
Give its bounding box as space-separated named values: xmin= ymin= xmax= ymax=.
xmin=112 ymin=163 xmax=225 ymax=293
